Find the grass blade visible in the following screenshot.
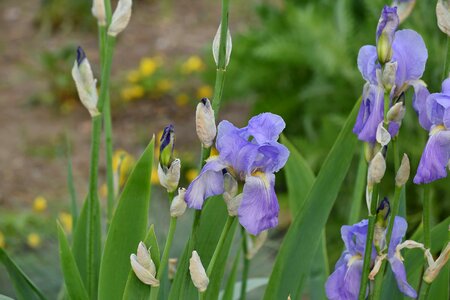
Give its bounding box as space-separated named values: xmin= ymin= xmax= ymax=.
xmin=263 ymin=99 xmax=360 ymax=299
xmin=56 ymin=222 xmax=89 ymax=300
xmin=222 ymin=249 xmax=241 ymax=300
xmin=0 ymin=248 xmax=47 ymax=300
xmin=98 ymin=137 xmax=154 ymax=300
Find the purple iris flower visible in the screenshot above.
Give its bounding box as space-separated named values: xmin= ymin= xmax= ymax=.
xmin=414 ymin=79 xmax=450 ymax=184
xmin=325 ymin=217 xmax=416 ymax=299
xmin=354 ymin=6 xmax=428 ymax=143
xmin=184 ymin=113 xmax=289 ymax=235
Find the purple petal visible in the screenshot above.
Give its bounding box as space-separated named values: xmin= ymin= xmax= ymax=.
xmin=238 ymin=173 xmax=279 ymax=235
xmin=246 ymin=113 xmax=286 ymax=143
xmin=343 ymin=259 xmax=364 ymax=300
xmin=341 ymin=219 xmax=369 ymax=256
xmin=411 ymin=81 xmax=432 ymax=130
xmin=388 ymin=217 xmax=407 ymax=257
xmin=414 ymin=130 xmax=450 ymax=184
xmin=252 ymin=142 xmax=290 ymax=173
xmin=185 ymin=158 xmax=227 ymax=209
xmin=357 ymin=45 xmax=380 ymax=84
xmin=376 ymin=6 xmax=399 ymax=44
xmin=426 ymin=80 xmax=450 ymax=127
xmin=388 ymin=122 xmax=400 ymax=137
xmin=392 ymin=29 xmax=428 ymax=86
xmin=389 ymin=256 xmax=418 ymax=298
xmin=325 ymin=260 xmax=348 ymax=300
xmin=353 ymin=84 xmax=385 ymax=143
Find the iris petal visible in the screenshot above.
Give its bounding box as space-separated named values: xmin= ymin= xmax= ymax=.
xmin=245 ymin=113 xmax=286 ymax=143
xmin=389 ymin=256 xmax=417 ymax=298
xmin=357 ymin=45 xmax=379 ymax=84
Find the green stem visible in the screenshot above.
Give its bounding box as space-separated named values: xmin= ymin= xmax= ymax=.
xmin=418 ymin=281 xmax=430 ymax=300
xmin=422 ymin=185 xmax=431 ymax=249
xmin=240 ymin=227 xmax=250 ymax=300
xmin=348 ymin=145 xmax=367 ymax=225
xmin=151 ymin=193 xmax=177 ymax=300
xmin=358 ymin=185 xmax=378 ymax=300
xmin=442 ymin=36 xmax=450 ymax=80
xmin=206 ymin=216 xmax=235 ymax=277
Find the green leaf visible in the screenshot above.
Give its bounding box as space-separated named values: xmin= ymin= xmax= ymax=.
xmin=222 ymin=249 xmax=241 ymax=300
xmin=281 ymin=135 xmax=315 ymax=214
xmin=219 ymin=278 xmax=269 ymax=300
xmin=122 ymin=225 xmax=160 ymax=300
xmin=56 ymin=222 xmax=89 ymax=300
xmin=98 ymin=138 xmax=154 ymax=300
xmin=72 ymin=196 xmax=101 ymax=292
xmin=347 ymin=146 xmax=367 ymax=225
xmin=309 ymin=231 xmax=329 ymax=300
xmin=264 ymin=99 xmax=360 ymax=299
xmin=0 ymin=295 xmax=14 ymax=300
xmin=66 ymin=138 xmax=78 ymax=228
xmin=168 ymin=199 xmax=237 ymax=299
xmin=0 ymin=248 xmax=47 ymax=300
xmin=428 ymin=262 xmax=448 ymax=300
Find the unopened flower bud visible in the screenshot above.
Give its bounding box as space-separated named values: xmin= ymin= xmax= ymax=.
xmin=92 ymin=0 xmax=106 ymax=26
xmin=212 ymin=23 xmax=232 ymax=68
xmin=189 ymin=251 xmax=209 ymax=292
xmin=170 ymin=188 xmax=187 ymax=217
xmin=387 ymin=99 xmax=406 ymax=124
xmin=376 ymin=6 xmax=399 ymax=64
xmin=395 ymin=154 xmax=410 ymax=186
xmin=367 ymin=151 xmax=386 ymax=188
xmin=376 ymin=122 xmax=391 ymax=147
xmin=437 ymin=0 xmax=450 ymax=36
xmin=374 ymin=198 xmax=390 ymax=252
xmin=159 ymin=125 xmax=175 ymax=168
xmin=108 ymin=0 xmax=132 ymax=37
xmin=246 ymin=230 xmax=268 ymax=260
xmin=226 ymin=194 xmax=242 ymax=217
xmin=223 ymin=172 xmax=237 ymax=203
xmin=168 ymin=258 xmax=177 ymax=280
xmin=158 ymin=159 xmax=181 ymax=193
xmin=130 ymin=241 xmax=159 ymax=286
xmin=381 ymin=61 xmax=397 ymax=92
xmin=196 ymin=98 xmax=216 ymax=148
xmin=424 ymin=242 xmax=450 ymax=283
xmin=71 ymin=47 xmax=99 ymax=117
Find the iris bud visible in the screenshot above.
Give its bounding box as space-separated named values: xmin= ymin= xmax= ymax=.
xmin=376 ymin=122 xmax=391 ymax=147
xmin=212 ymin=23 xmax=232 ymax=68
xmin=71 ymin=47 xmax=99 ymax=117
xmin=108 ymin=0 xmax=132 ymax=37
xmin=246 ymin=230 xmax=268 ymax=259
xmin=189 ymin=251 xmax=209 ymax=292
xmin=159 ymin=124 xmax=175 ymax=168
xmin=196 ymin=98 xmax=216 ymax=148
xmin=381 ymin=61 xmax=397 ymax=92
xmin=92 ymin=0 xmax=106 ymax=26
xmin=367 ymin=151 xmax=386 ymax=188
xmin=158 ymin=159 xmax=181 ymax=193
xmin=130 ymin=241 xmax=159 ymax=286
xmin=437 ymin=0 xmax=450 ymax=36
xmin=387 ymin=100 xmax=406 ymax=124
xmin=170 ymin=188 xmax=187 ymax=217
xmin=376 ymin=6 xmax=399 ymax=64
xmin=395 ymin=154 xmax=410 ymax=187
xmin=374 ymin=198 xmax=390 ymax=252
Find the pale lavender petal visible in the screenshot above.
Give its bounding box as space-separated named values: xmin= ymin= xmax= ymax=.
xmin=376 ymin=6 xmax=399 ymax=44
xmin=341 ymin=219 xmax=369 ymax=256
xmin=392 ymin=29 xmax=428 ymax=86
xmin=388 ymin=121 xmax=400 ymax=137
xmin=388 ymin=216 xmax=407 ymax=257
xmin=389 ymin=256 xmax=417 ymax=298
xmin=252 ymin=142 xmax=290 ymax=173
xmin=357 ymin=45 xmax=379 ymax=84
xmin=238 ymin=173 xmax=279 ymax=235
xmin=325 ymin=261 xmax=348 ymax=300
xmin=353 ymin=84 xmax=385 ymax=143
xmin=246 ymin=113 xmax=286 ymax=143
xmin=343 ymin=260 xmax=364 ymax=300
xmin=216 ymin=120 xmax=247 ymax=162
xmin=414 ymin=130 xmax=450 ymax=184
xmin=185 ymin=158 xmax=227 ymax=209
xmin=426 ymin=80 xmax=450 ymax=127
xmin=411 ymin=81 xmax=432 ymax=130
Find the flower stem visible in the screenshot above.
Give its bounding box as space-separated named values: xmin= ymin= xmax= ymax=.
xmin=442 ymin=36 xmax=450 ymax=80
xmin=206 ymin=216 xmax=235 ymax=277
xmin=240 ymin=227 xmax=250 ymax=300
xmin=348 ymin=145 xmax=367 ymax=225
xmin=418 ymin=281 xmax=430 ymax=300
xmin=151 ymin=193 xmax=177 ymax=300
xmin=358 ymin=185 xmax=378 ymax=300
xmin=422 ymin=185 xmax=431 ymax=249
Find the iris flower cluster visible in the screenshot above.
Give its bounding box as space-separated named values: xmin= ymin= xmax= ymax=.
xmin=185 ymin=113 xmax=289 ymax=235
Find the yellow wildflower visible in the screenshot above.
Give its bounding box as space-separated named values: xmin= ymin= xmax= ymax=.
xmin=99 ymin=183 xmax=108 ymax=199
xmin=127 ymin=70 xmax=141 ymax=83
xmin=176 ymin=93 xmax=189 ymax=107
xmin=113 ymin=150 xmax=136 ymax=187
xmin=140 ymin=58 xmax=158 ymax=76
xmin=0 ymin=231 xmax=5 ymax=248
xmin=27 ymin=233 xmax=41 ymax=249
xmin=121 ymin=85 xmax=145 ymax=101
xmin=156 ymin=79 xmax=173 ymax=93
xmin=59 ymin=212 xmax=73 ymax=234
xmin=186 ymin=169 xmax=199 ymax=182
xmin=181 ymin=56 xmax=205 ymax=74
xmin=151 ymin=167 xmax=159 ymax=185
xmin=33 ymin=196 xmax=47 ymax=213
xmin=196 ymin=85 xmax=213 ymax=99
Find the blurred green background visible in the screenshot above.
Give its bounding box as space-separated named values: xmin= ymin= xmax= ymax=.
xmin=0 ymin=0 xmax=448 ymax=298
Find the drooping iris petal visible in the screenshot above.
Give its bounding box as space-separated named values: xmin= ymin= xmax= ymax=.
xmin=389 ymin=256 xmax=417 ymax=298
xmin=245 ymin=113 xmax=286 ymax=143
xmin=411 ymin=81 xmax=432 ymax=130
xmin=238 ymin=173 xmax=279 ymax=235
xmin=376 ymin=6 xmax=399 ymax=44
xmin=185 ymin=157 xmax=227 ymax=209
xmin=341 ymin=219 xmax=369 ymax=257
xmin=357 ymin=45 xmax=379 ymax=84
xmin=252 ymin=142 xmax=290 ymax=174
xmin=325 ymin=260 xmax=348 ymax=300
xmin=414 ymin=130 xmax=450 ymax=184
xmin=343 ymin=260 xmax=364 ymax=300
xmin=353 ymin=84 xmax=385 ymax=143
xmin=426 ymin=84 xmax=450 ymax=127
xmin=388 ymin=217 xmax=407 ymax=257
xmin=392 ymin=29 xmax=428 ymax=87
xmin=216 ymin=120 xmax=250 ymax=167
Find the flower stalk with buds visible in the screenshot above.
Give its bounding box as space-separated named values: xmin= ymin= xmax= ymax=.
xmin=158 ymin=125 xmax=181 ymax=193
xmin=130 ymin=242 xmax=159 ymax=286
